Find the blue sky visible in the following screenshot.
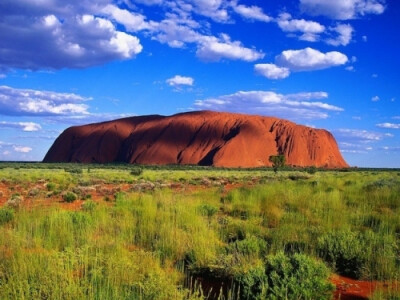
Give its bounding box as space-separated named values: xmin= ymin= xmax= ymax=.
xmin=0 ymin=0 xmax=399 ymax=167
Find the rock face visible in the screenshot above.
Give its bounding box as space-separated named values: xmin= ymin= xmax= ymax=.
xmin=43 ymin=111 xmax=348 ymax=168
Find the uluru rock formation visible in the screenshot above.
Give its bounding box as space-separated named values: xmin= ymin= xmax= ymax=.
xmin=43 ymin=111 xmax=348 ymax=168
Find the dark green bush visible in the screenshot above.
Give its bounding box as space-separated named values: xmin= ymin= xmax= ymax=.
xmin=233 ymin=264 xmax=267 ymax=300
xmin=63 ymin=192 xmax=77 ymax=203
xmin=82 ymin=194 xmax=92 ymax=200
xmin=130 ymin=168 xmax=143 ymax=176
xmin=317 ymin=229 xmax=365 ymax=278
xmin=198 ymin=204 xmax=218 ymax=218
xmin=325 ymin=187 xmax=335 ymax=192
xmin=306 ymin=166 xmax=317 ymax=174
xmin=65 ymin=168 xmax=83 ymax=174
xmin=265 ymin=252 xmax=334 ymax=300
xmin=0 ymin=207 xmax=14 ymax=225
xmin=46 ymin=182 xmax=56 ymax=191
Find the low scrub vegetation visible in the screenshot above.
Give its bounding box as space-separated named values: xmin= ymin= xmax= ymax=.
xmin=62 ymin=191 xmax=77 ymax=203
xmin=0 ymin=164 xmax=399 ymax=299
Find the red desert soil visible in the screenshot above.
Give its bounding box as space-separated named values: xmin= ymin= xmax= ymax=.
xmin=43 ymin=110 xmax=348 ymax=168
xmin=332 ymin=274 xmax=399 ymax=299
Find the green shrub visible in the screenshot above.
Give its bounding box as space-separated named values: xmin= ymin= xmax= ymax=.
xmin=65 ymin=168 xmax=83 ymax=174
xmin=46 ymin=182 xmax=56 ymax=191
xmin=306 ymin=166 xmax=317 ymax=174
xmin=0 ymin=207 xmax=14 ymax=225
xmin=265 ymin=252 xmax=334 ymax=300
xmin=63 ymin=192 xmax=77 ymax=203
xmin=317 ymin=229 xmax=365 ymax=278
xmin=130 ymin=168 xmax=143 ymax=176
xmin=82 ymin=194 xmax=92 ymax=200
xmin=198 ymin=204 xmax=218 ymax=218
xmin=325 ymin=187 xmax=335 ymax=192
xmin=233 ymin=264 xmax=267 ymax=300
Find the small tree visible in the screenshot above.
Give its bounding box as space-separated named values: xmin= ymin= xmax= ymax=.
xmin=269 ymin=155 xmax=286 ymax=173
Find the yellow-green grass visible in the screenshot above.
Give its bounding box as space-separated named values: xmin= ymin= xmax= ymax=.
xmin=0 ymin=165 xmax=399 ymax=299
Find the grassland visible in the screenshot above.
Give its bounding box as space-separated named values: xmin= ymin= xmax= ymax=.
xmin=0 ymin=163 xmax=399 ymax=299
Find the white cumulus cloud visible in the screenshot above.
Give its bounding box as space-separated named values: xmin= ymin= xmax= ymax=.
xmin=275 ymin=13 xmax=354 ymax=46
xmin=196 ymin=34 xmax=264 ymax=62
xmin=0 ymin=1 xmax=143 ymax=70
xmin=233 ymin=4 xmax=272 ymax=22
xmin=277 ymin=13 xmax=325 ymax=33
xmin=371 ymin=96 xmax=380 ymax=101
xmin=254 ymin=64 xmax=290 ymax=80
xmin=13 ymin=145 xmax=32 ymax=153
xmin=102 ymin=4 xmax=150 ymax=32
xmin=128 ymin=0 xmax=163 ymax=5
xmin=300 ymin=0 xmax=386 ymax=20
xmin=276 ymin=47 xmax=348 ymax=71
xmin=188 ymin=0 xmax=230 ymax=22
xmin=194 ymin=90 xmax=342 ymax=120
xmin=326 ymin=24 xmax=354 ymax=46
xmin=0 ymin=121 xmax=42 ymax=132
xmin=150 ymin=19 xmax=264 ymax=62
xmin=0 ymin=85 xmax=90 ymax=116
xmin=339 ymin=142 xmax=374 ymax=153
xmin=334 ymin=128 xmax=392 ymax=142
xmin=166 ymin=75 xmax=194 ymax=86
xmin=376 ymin=123 xmax=400 ymax=129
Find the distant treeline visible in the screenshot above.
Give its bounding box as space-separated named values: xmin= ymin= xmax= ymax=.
xmin=0 ymin=161 xmax=399 ymax=172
